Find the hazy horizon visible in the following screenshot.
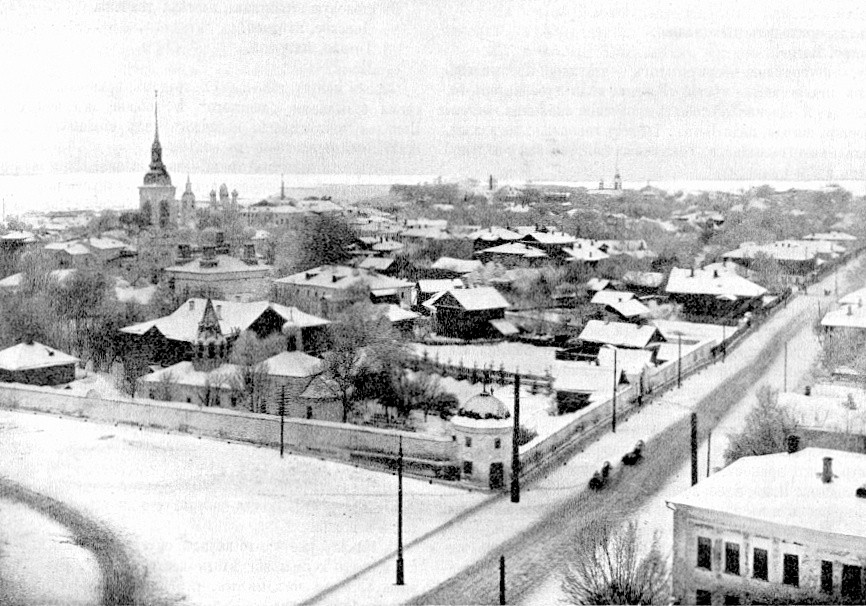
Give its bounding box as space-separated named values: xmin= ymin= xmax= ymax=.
xmin=4 ymin=1 xmax=866 ymax=181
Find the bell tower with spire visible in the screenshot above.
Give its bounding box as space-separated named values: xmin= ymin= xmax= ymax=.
xmin=139 ymin=90 xmax=177 ymax=228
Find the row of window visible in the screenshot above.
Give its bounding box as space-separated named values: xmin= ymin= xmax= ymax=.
xmin=461 ymin=436 xmax=501 ymax=449
xmin=697 ymin=536 xmax=864 ymax=599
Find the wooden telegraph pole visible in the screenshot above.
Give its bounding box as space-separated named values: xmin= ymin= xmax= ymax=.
xmin=511 ymin=374 xmax=521 ymax=503
xmin=279 ymin=385 xmax=285 ymax=458
xmin=691 ymin=412 xmax=698 ymax=486
xmin=611 ymin=348 xmax=617 ymax=433
xmin=396 ymin=435 xmax=404 ymax=585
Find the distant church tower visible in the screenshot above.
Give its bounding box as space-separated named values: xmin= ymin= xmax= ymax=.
xmin=192 ymin=298 xmax=227 ymax=372
xmin=613 ymin=170 xmax=622 ymax=191
xmin=180 ymin=175 xmax=196 ymax=224
xmin=139 ymin=91 xmax=177 ymax=229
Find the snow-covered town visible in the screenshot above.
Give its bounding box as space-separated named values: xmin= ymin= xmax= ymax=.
xmin=5 ymin=3 xmax=866 ymax=606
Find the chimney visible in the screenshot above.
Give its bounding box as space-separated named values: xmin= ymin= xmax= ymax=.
xmin=857 ymin=485 xmax=866 ymax=499
xmin=713 ymin=269 xmax=719 ymax=278
xmin=690 ymin=267 xmax=695 ymax=278
xmin=786 ymin=435 xmax=800 ymax=454
xmin=216 ymin=304 xmax=222 ymax=320
xmin=822 ymin=457 xmax=833 ymax=483
xmin=848 ymin=305 xmax=853 ymax=316
xmin=189 ymin=300 xmax=195 ymax=311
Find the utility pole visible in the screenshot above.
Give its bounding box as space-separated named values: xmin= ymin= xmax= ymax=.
xmin=279 ymin=385 xmax=285 ymax=458
xmin=396 ymin=435 xmax=404 ymax=585
xmin=511 ymin=375 xmax=521 ymax=504
xmin=499 ymin=555 xmax=506 ymax=605
xmin=691 ymin=412 xmax=698 ymax=486
xmin=721 ymin=323 xmax=726 ymax=363
xmin=706 ymin=429 xmax=712 ymax=478
xmin=677 ymin=334 xmax=683 ymax=389
xmin=611 ymin=348 xmax=617 ymax=433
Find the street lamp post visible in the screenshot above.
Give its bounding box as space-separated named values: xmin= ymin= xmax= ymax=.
xmin=677 ymin=334 xmax=682 ymax=389
xmin=396 ymin=435 xmax=404 ymax=585
xmin=511 ymin=375 xmax=521 ymax=504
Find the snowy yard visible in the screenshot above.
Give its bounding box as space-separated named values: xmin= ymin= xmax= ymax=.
xmin=0 ymin=410 xmax=487 ymax=605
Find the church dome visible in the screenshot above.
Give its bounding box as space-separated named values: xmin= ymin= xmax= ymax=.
xmin=457 ymin=392 xmax=510 ymax=420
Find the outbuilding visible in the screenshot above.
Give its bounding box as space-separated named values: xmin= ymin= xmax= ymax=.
xmin=0 ymin=341 xmax=79 ymax=386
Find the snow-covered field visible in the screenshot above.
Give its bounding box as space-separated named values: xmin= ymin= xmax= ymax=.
xmin=0 ymin=410 xmax=487 ymax=605
xmin=0 ymin=498 xmax=101 ymax=606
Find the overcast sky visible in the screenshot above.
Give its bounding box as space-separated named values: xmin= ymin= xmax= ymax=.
xmin=3 ymin=0 xmax=866 ymax=181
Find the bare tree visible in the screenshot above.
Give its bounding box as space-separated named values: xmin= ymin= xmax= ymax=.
xmin=151 ymin=371 xmax=176 ymax=402
xmin=229 ymin=331 xmax=285 ymax=413
xmin=561 ymin=519 xmax=670 ymax=605
xmin=323 ymin=302 xmax=406 ymax=423
xmin=723 ymin=385 xmax=799 ymax=466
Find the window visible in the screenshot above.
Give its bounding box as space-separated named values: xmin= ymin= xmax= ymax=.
xmin=783 ymin=554 xmax=799 ymax=587
xmin=821 ymin=561 xmax=833 ymax=595
xmin=230 ymin=396 xmax=237 ymax=408
xmin=494 ymin=438 xmax=501 ymax=449
xmin=465 ymin=437 xmax=472 ymax=448
xmin=842 ymin=565 xmax=862 ymax=602
xmin=725 ymin=542 xmax=740 ymax=575
xmin=306 ymin=406 xmax=313 ymax=420
xmin=462 ymin=461 xmax=473 ymax=476
xmin=696 ymin=589 xmax=712 ymax=605
xmin=724 ymin=595 xmax=740 ymax=605
xmin=697 ymin=536 xmax=712 ymax=570
xmin=753 ymin=548 xmax=768 ymax=581
xmin=186 ymin=397 xmax=191 ymax=403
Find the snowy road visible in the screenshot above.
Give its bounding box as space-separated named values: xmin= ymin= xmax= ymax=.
xmin=406 ymin=265 xmax=858 ymax=606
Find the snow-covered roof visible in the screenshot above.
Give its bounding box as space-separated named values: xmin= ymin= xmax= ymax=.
xmin=378 ymin=304 xmax=420 ymax=323
xmin=839 ymin=286 xmax=866 ymax=306
xmin=121 ymin=299 xmax=329 ymax=342
xmin=665 ymin=267 xmax=766 ymax=298
xmin=468 ymin=227 xmax=524 ymax=242
xmin=489 ymin=318 xmax=519 ymax=336
xmin=262 ymin=351 xmax=323 ymax=378
xmin=562 ymin=244 xmax=609 ymax=262
xmin=0 ymin=342 xmax=78 ymax=371
xmin=521 ymin=231 xmax=576 ymax=246
xmin=821 ymin=304 xmax=866 ymax=330
xmin=653 ymin=319 xmax=735 ymax=347
xmin=425 ymin=286 xmax=510 ymax=311
xmin=0 ymin=231 xmax=36 ymax=243
xmin=0 ymin=269 xmax=76 ymax=290
xmin=431 ymin=257 xmax=483 ymax=274
xmin=417 ymin=278 xmax=464 ymax=294
xmin=358 ymin=257 xmax=395 ymax=271
xmin=803 ymin=231 xmax=857 ymax=242
xmin=591 ymin=291 xmax=635 ymax=306
xmin=372 ymin=240 xmax=404 ymax=253
xmin=778 ymin=392 xmax=866 ymax=435
xmin=275 ymin=265 xmax=412 ymax=292
xmin=139 ymin=361 xmax=240 ymax=389
xmin=165 ymin=255 xmax=273 ymax=275
xmin=45 ymin=241 xmax=91 ymax=256
xmin=553 ymin=364 xmax=623 ymax=394
xmin=578 ymin=320 xmax=662 ymax=349
xmin=668 ymin=448 xmax=866 ymax=540
xmin=607 ymin=298 xmax=651 ymax=319
xmin=621 ymin=271 xmax=665 ymax=288
xmin=87 ymin=237 xmax=127 ymax=250
xmin=476 ymin=242 xmax=547 ymax=258
xmin=586 ymin=277 xmax=611 ymax=292
xmin=399 ymin=226 xmax=451 ymax=240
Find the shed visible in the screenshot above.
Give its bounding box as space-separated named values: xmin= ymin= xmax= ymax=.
xmin=0 ymin=341 xmax=79 ymax=385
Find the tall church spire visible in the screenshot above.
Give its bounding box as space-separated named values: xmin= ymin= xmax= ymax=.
xmin=143 ymin=90 xmax=171 ymax=186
